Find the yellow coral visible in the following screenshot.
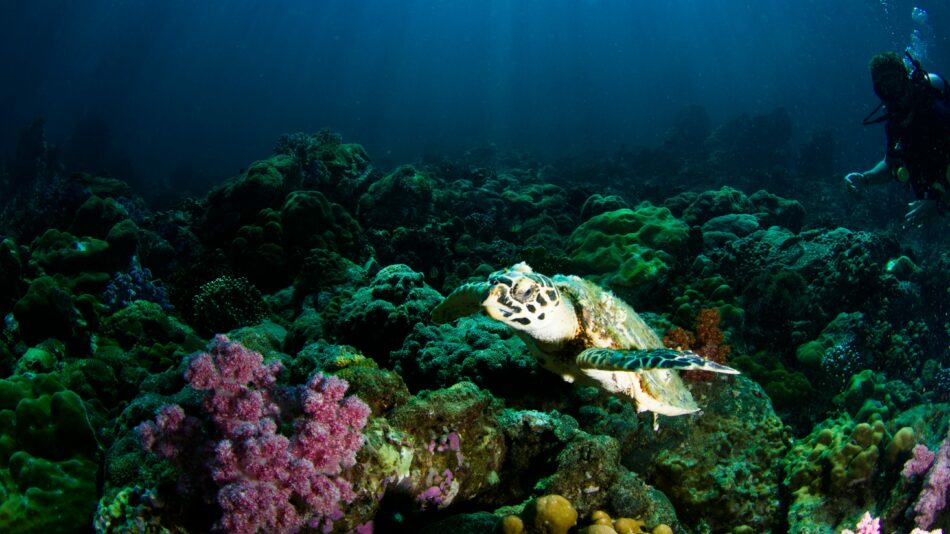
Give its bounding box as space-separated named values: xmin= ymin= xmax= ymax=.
xmin=614 ymin=517 xmax=647 ymax=533
xmin=590 ymin=510 xmax=613 ymax=526
xmin=578 ymin=526 xmax=618 ymax=534
xmin=886 ymin=426 xmax=916 ymax=464
xmin=500 ymin=514 xmax=524 ymax=534
xmin=530 ymin=494 xmax=578 ymax=534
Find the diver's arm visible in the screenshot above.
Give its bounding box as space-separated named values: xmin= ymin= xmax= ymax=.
xmin=860 ymin=159 xmax=892 ymax=184
xmin=846 ymin=159 xmax=891 ymax=190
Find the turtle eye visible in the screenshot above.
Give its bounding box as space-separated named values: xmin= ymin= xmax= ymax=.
xmin=511 ymin=278 xmax=538 ymax=302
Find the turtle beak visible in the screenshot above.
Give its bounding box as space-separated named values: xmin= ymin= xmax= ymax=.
xmin=482 ymin=284 xmax=511 ymax=321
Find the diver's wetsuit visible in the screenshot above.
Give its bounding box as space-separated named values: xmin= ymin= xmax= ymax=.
xmin=884 ymin=74 xmax=950 ymax=207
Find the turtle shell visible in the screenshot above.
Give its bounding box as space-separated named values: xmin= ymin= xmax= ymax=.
xmin=556 ymin=275 xmax=700 ymax=415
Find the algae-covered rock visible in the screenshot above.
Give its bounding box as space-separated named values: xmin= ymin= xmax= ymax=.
xmin=336 ymin=264 xmax=444 ymax=360
xmin=13 ymin=276 xmax=88 ymax=348
xmin=536 ymin=434 xmax=622 ymax=515
xmin=646 ymin=376 xmax=787 ymax=532
xmin=387 ymin=382 xmax=506 ymax=511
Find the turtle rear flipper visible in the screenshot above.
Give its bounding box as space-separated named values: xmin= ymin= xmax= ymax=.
xmin=577 ymin=347 xmax=740 ymax=374
xmin=431 ymin=282 xmax=490 ymax=324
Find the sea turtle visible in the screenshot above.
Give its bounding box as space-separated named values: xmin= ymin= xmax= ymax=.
xmin=431 ymin=262 xmax=738 ymax=418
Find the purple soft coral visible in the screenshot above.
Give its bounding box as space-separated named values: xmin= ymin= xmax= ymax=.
xmin=908 ymin=427 xmax=950 ymax=530
xmin=138 ymin=335 xmax=370 ymax=534
xmin=904 ymin=444 xmax=936 ymax=478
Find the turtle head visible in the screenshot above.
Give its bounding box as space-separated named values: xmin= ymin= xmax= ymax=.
xmin=431 ymin=262 xmax=578 ymax=343
xmin=482 ymin=262 xmax=576 ymax=343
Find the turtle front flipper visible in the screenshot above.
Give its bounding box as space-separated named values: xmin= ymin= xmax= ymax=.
xmin=431 ymin=282 xmax=491 ymax=324
xmin=577 ymin=347 xmax=740 ymax=374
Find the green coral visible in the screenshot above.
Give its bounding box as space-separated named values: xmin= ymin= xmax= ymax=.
xmin=281 ymin=190 xmax=364 ymax=257
xmin=225 ymin=207 xmax=291 ymax=291
xmin=358 ymin=164 xmax=434 ymax=230
xmin=313 ymin=139 xmax=371 ymax=183
xmin=390 ymin=315 xmax=539 ymax=393
xmin=0 ymin=239 xmax=25 ymax=314
xmin=728 ymin=350 xmax=817 ymax=425
xmin=100 ymin=300 xmax=201 ymax=352
xmin=795 ymin=312 xmax=865 ymax=377
xmin=229 ymin=155 xmax=296 ymax=208
xmin=69 ymin=195 xmax=129 ymax=239
xmin=30 ymin=228 xmax=118 ymax=277
xmin=295 ymin=248 xmax=362 ymax=296
xmin=579 ymin=194 xmax=628 ymax=222
xmin=0 ymin=374 xmax=99 ymax=533
xmin=199 ymin=154 xmax=299 ymax=242
xmin=13 ymin=344 xmax=60 ymax=375
xmin=679 ymin=186 xmax=755 ymax=226
xmin=94 ymin=485 xmax=181 ymax=534
xmin=669 ymin=273 xmax=743 ymax=329
xmin=567 ymin=204 xmax=689 ymax=302
xmin=783 ymin=413 xmax=888 ymax=532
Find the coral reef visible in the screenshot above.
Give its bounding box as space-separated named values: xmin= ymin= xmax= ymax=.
xmin=0 ymin=125 xmax=946 ymax=533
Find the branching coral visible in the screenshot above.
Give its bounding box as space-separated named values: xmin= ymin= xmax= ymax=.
xmin=663 ymin=307 xmax=731 ymax=381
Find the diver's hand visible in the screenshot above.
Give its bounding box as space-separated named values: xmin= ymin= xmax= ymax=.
xmin=904 ymin=199 xmax=939 ymax=227
xmin=844 ymin=172 xmax=866 ymax=192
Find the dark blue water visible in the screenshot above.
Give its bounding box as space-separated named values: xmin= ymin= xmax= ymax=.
xmin=1 ymin=0 xmax=947 ymax=193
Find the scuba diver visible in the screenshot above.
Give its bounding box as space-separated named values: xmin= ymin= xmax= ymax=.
xmin=845 ymin=51 xmax=950 ymax=226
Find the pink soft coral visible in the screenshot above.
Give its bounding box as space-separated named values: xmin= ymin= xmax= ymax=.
xmin=841 ymin=511 xmax=880 ymax=534
xmin=138 ymin=335 xmax=370 ymax=534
